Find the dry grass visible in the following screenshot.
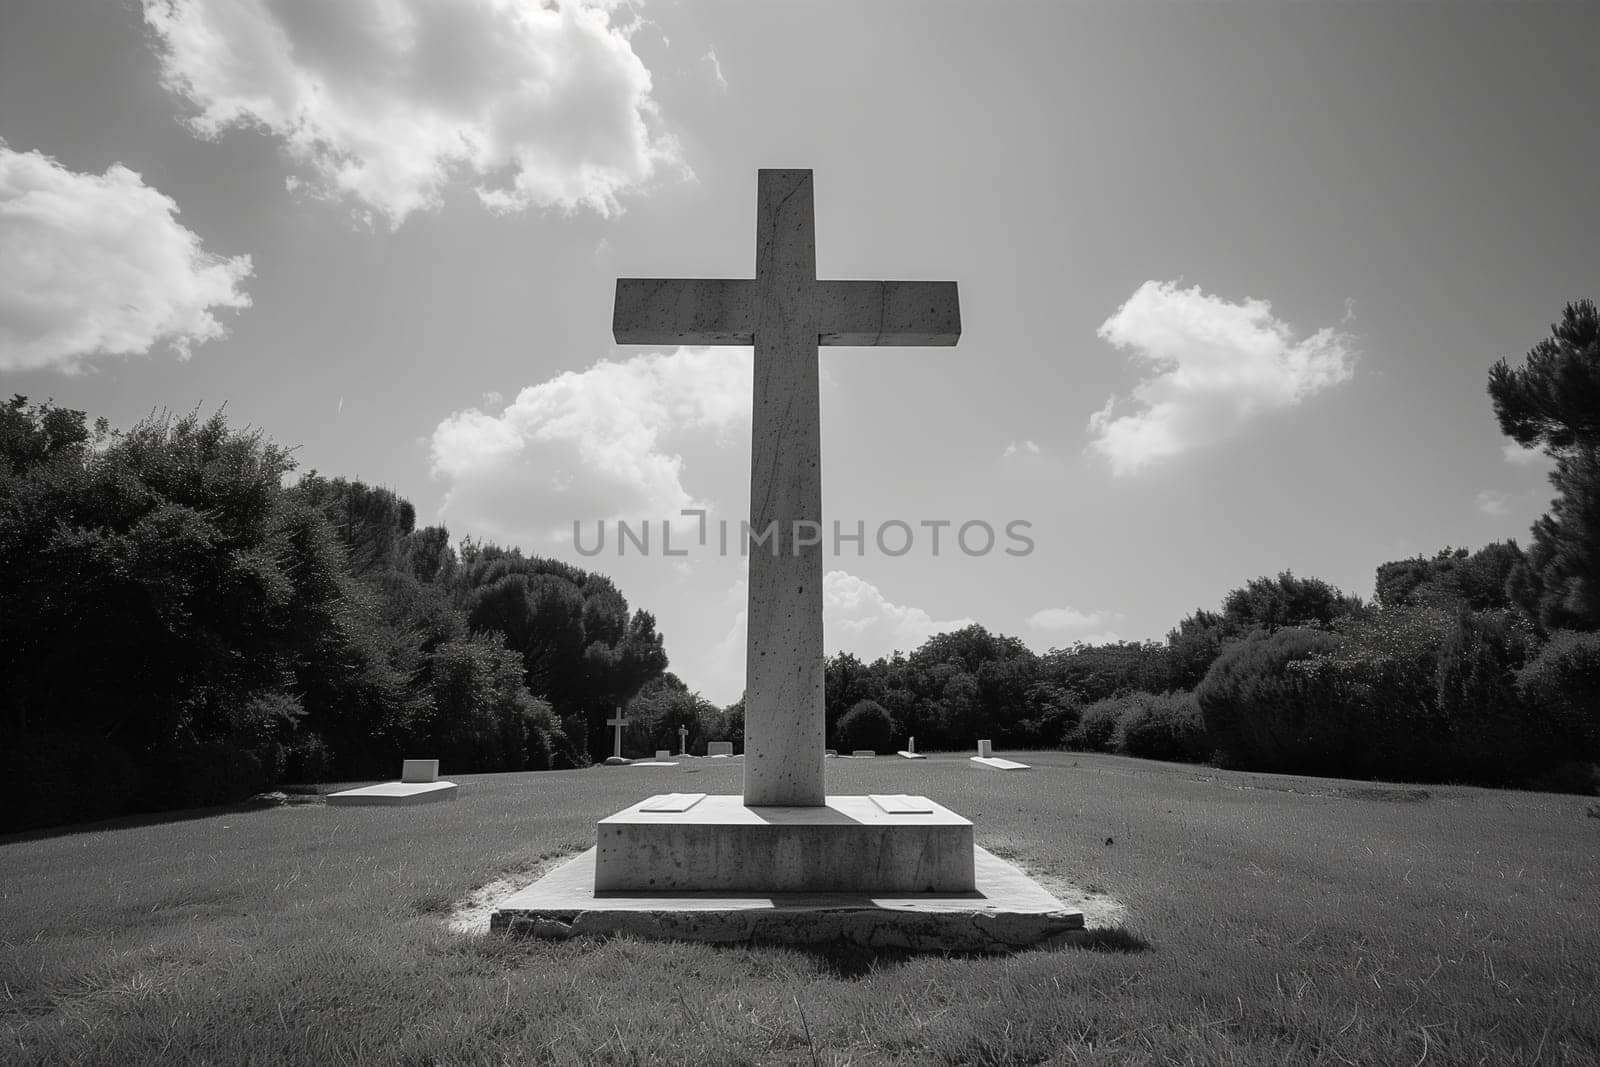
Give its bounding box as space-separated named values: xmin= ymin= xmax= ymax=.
xmin=3 ymin=753 xmax=1597 ymax=1065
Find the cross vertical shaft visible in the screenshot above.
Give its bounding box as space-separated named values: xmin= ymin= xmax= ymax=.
xmin=744 ymin=170 xmax=824 ymax=806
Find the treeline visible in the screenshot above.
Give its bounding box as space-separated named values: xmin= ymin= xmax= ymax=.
xmin=812 ymin=300 xmax=1600 ymax=794
xmin=0 ymin=401 xmax=669 ymax=831
xmin=819 ymin=558 xmax=1595 ymax=792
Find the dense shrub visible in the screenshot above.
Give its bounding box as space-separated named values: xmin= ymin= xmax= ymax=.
xmin=1117 ymin=691 xmax=1211 ymax=763
xmin=1430 ymin=610 xmax=1537 ymax=783
xmin=836 ymin=700 xmax=894 ymax=753
xmin=1516 ymin=630 xmax=1600 ymax=763
xmin=1195 ymin=628 xmax=1346 ymax=772
xmin=1072 ymin=697 xmax=1126 ymax=752
xmin=1015 ymin=689 xmax=1083 ymax=747
xmin=426 ymin=632 xmax=569 ymax=772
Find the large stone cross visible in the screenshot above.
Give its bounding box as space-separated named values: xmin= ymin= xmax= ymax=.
xmin=612 ymin=169 xmax=960 ymax=806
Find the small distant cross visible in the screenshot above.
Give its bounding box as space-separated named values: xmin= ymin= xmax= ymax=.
xmin=606 ymin=707 xmax=628 ymax=761
xmin=613 ymin=170 xmax=959 ymax=806
xmin=678 ymin=723 xmax=689 ymax=757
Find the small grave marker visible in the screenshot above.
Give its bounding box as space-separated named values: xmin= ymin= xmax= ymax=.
xmin=706 ymin=741 xmax=735 ymax=757
xmin=402 ymin=759 xmax=439 ymax=783
xmin=869 ymin=794 xmax=935 ymax=814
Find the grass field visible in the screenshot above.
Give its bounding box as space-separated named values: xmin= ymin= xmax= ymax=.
xmin=3 ymin=752 xmax=1597 ymax=1065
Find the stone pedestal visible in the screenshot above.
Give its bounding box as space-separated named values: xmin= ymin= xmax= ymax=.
xmin=493 ymin=845 xmax=1084 ymax=953
xmin=595 ymin=795 xmax=974 ymax=893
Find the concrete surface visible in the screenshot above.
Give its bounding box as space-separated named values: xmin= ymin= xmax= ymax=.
xmin=593 ymin=794 xmax=975 ymax=893
xmin=491 ymin=845 xmax=1082 ymax=953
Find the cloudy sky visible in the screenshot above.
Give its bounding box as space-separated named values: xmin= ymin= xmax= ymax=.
xmin=3 ymin=0 xmax=1595 ymax=703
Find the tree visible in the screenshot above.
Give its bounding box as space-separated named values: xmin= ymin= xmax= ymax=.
xmin=1489 ymin=299 xmax=1600 ymax=630
xmin=1221 ymin=572 xmax=1364 ymax=632
xmin=836 ymin=700 xmax=894 ymax=754
xmin=1375 ymin=542 xmax=1524 ymax=612
xmin=1488 ymin=299 xmax=1600 ymax=451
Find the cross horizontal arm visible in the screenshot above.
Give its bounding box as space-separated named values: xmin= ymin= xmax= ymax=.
xmin=614 ymin=279 xmax=755 ymax=345
xmin=816 ymin=281 xmax=961 ymax=346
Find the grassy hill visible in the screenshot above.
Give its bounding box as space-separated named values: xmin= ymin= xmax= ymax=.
xmin=3 ymin=753 xmax=1597 ymax=1064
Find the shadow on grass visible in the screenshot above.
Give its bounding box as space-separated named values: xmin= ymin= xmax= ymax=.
xmin=0 ymin=794 xmax=319 ymax=846
xmin=744 ymin=925 xmax=1154 ymax=980
xmin=1071 ymin=926 xmax=1150 ymax=953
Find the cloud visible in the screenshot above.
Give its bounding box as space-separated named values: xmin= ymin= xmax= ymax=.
xmin=0 ymin=143 xmax=252 ymax=373
xmin=1025 ymin=606 xmax=1121 ymax=648
xmin=143 ymin=0 xmax=684 ymax=228
xmin=1474 ymin=490 xmax=1511 ymax=517
xmin=824 ymin=571 xmax=974 ymax=655
xmin=1027 ymin=606 xmax=1116 ymax=633
xmin=430 ymin=346 xmax=750 ymax=544
xmin=1501 ymin=441 xmax=1546 ymax=466
xmin=699 ymin=571 xmax=974 ymax=702
xmin=1002 ymin=439 xmax=1041 ymax=458
xmin=704 ymin=48 xmax=728 ymax=89
xmin=1087 ymin=281 xmax=1357 ymax=476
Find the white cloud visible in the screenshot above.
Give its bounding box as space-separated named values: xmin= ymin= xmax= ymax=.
xmin=1474 ymin=490 xmax=1511 ymax=517
xmin=1002 ymin=439 xmax=1041 ymax=458
xmin=1027 ymin=606 xmax=1115 ymax=633
xmin=1501 ymin=441 xmax=1546 ymax=466
xmin=704 ymin=48 xmax=728 ymax=89
xmin=1087 ymin=281 xmax=1357 ymax=476
xmin=0 ymin=143 xmax=251 ymax=373
xmin=143 ymin=0 xmax=684 ymax=228
xmin=824 ymin=571 xmax=974 ymax=655
xmin=698 ymin=571 xmax=972 ymax=703
xmin=1025 ymin=607 xmax=1121 ymax=649
xmin=430 ymin=346 xmax=750 ymax=544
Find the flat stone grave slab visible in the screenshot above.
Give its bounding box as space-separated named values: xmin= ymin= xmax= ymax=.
xmin=326 ymin=780 xmax=458 ymax=806
xmin=971 ymin=756 xmax=1031 ymax=771
xmin=491 ymin=845 xmax=1084 ymax=953
xmin=595 ymin=794 xmax=974 ymax=893
xmin=850 ymin=750 xmax=877 ymax=758
xmin=897 ymin=750 xmax=926 ymax=759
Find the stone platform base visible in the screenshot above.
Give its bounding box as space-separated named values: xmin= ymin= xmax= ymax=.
xmin=596 ymin=794 xmax=973 ymax=893
xmin=490 ymin=846 xmax=1083 ymax=953
xmin=326 ymin=781 xmax=458 ymax=806
xmin=897 ymin=751 xmax=926 ymax=759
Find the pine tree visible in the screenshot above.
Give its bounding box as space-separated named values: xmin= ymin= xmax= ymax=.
xmin=1489 ymin=300 xmax=1600 ymax=630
